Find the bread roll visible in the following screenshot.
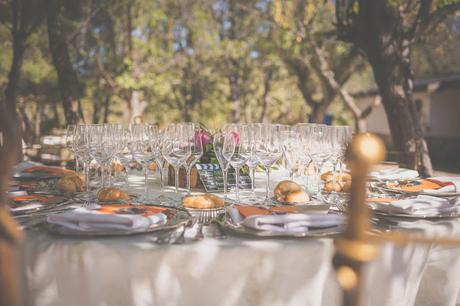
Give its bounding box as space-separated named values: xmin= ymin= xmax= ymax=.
xmin=55 ymin=174 xmax=84 ymax=193
xmin=97 ymin=187 xmax=130 ymax=202
xmin=322 ymin=172 xmax=352 ymax=193
xmin=284 ymin=190 xmax=310 ymax=204
xmin=182 ymin=194 xmax=224 ymax=209
xmin=274 ymin=180 xmax=302 ymax=202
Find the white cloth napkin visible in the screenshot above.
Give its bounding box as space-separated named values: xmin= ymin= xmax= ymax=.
xmin=423 ymin=177 xmax=460 ymax=194
xmin=47 ymin=206 xmax=167 ymax=232
xmin=369 ymin=195 xmax=455 ymax=216
xmin=242 ymin=213 xmax=344 ymax=233
xmin=370 ymin=168 xmax=419 ymax=180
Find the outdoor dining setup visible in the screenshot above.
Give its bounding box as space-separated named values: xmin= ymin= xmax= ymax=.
xmin=3 ymin=122 xmax=460 ymax=306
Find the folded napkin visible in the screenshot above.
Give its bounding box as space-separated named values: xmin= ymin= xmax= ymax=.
xmin=370 ymin=168 xmax=419 ymax=180
xmin=242 ymin=214 xmax=344 ymax=233
xmin=47 ymin=204 xmax=167 ymax=232
xmin=422 ymin=177 xmax=460 ymax=194
xmin=368 ymin=195 xmax=455 ymax=216
xmin=21 ymin=166 xmax=73 ymax=176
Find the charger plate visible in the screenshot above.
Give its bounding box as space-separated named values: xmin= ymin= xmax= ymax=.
xmin=42 ymin=204 xmax=192 ymax=237
xmin=375 ymin=181 xmax=460 ymax=198
xmin=217 ymin=208 xmax=344 ymax=238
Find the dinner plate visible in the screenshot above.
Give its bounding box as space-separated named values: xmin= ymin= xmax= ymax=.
xmin=375 ymin=181 xmax=460 ymax=197
xmin=9 ymin=194 xmax=69 ymax=216
xmin=41 ymin=205 xmax=192 ymax=237
xmin=217 ymin=210 xmax=344 ymax=238
xmin=370 ymin=205 xmax=460 ymax=220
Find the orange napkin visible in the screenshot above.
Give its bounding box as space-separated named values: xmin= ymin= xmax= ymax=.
xmin=97 ymin=204 xmax=167 ymax=217
xmin=387 ymin=179 xmax=442 ymax=192
xmin=8 ymin=194 xmax=65 ymax=205
xmin=22 ymin=166 xmax=74 ymax=176
xmin=235 ymin=205 xmax=298 ymax=218
xmin=366 ymin=197 xmax=398 ymax=203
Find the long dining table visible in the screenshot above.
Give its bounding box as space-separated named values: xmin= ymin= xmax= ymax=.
xmin=20 ymin=170 xmax=460 ymax=306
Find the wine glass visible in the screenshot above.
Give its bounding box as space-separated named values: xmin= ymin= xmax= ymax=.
xmin=244 ymin=123 xmax=262 ymax=202
xmin=131 ymin=123 xmax=159 ymax=199
xmin=280 ymin=126 xmax=300 ymax=180
xmin=74 ymin=125 xmax=94 ymax=193
xmin=184 ymin=125 xmax=203 ymax=194
xmin=162 ymin=124 xmax=192 ymax=195
xmin=213 ymin=132 xmax=231 ymax=199
xmin=223 ymin=124 xmax=250 ymax=202
xmin=64 ymin=125 xmax=78 ymax=171
xmin=255 ymin=124 xmax=283 ymax=201
xmin=87 ymin=124 xmax=117 ymax=188
xmin=308 ymin=125 xmax=333 ymax=194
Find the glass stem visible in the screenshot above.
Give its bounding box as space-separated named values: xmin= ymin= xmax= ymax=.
xmin=101 ymin=163 xmax=105 ymax=188
xmin=186 ymin=167 xmax=191 ymax=195
xmin=174 ymin=166 xmax=180 ymax=193
xmin=289 ymin=169 xmax=294 ymax=181
xmin=314 ymin=161 xmax=322 ymax=194
xmin=250 ymin=167 xmax=256 ymax=198
xmin=157 ymin=162 xmax=164 ymax=188
xmin=84 ymin=162 xmax=90 ymax=191
xmin=223 ymin=168 xmax=228 ymax=199
xmin=144 ymin=167 xmax=148 ymax=196
xmin=235 ymin=167 xmax=240 ymax=201
xmin=75 ymin=157 xmax=79 ymax=172
xmin=265 ymin=167 xmax=271 ymax=200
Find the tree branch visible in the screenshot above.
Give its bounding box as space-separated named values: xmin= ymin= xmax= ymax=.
xmin=416 ymin=2 xmax=460 ymax=39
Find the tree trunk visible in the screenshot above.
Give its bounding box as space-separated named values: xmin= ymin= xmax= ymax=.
xmin=128 ymin=91 xmax=147 ymax=123
xmin=310 ymin=104 xmax=327 ymax=124
xmin=47 ymin=1 xmax=85 ymax=125
xmin=3 ymin=35 xmax=25 ymax=161
xmin=367 ymin=45 xmax=433 ymax=176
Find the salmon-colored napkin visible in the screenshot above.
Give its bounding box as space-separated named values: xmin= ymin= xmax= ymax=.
xmin=234 ymin=205 xmax=298 ymax=218
xmin=387 ymin=179 xmax=442 ymax=193
xmin=22 ymin=166 xmax=74 ymax=176
xmin=47 ymin=204 xmax=168 ymax=232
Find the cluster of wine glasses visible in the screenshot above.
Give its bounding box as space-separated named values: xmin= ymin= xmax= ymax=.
xmin=65 ymin=122 xmax=353 ymax=204
xmin=66 ymin=123 xmax=203 ymax=201
xmin=213 ymin=123 xmax=353 ymax=202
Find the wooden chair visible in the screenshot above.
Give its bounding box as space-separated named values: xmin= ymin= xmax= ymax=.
xmin=0 ymin=105 xmax=25 ymax=306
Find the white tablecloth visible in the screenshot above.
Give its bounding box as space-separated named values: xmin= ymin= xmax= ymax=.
xmin=23 ymin=170 xmax=460 ymax=306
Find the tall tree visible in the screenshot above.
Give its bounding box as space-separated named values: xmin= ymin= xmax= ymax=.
xmin=336 ymin=0 xmax=460 ymax=176
xmin=1 ymin=0 xmax=45 ymax=159
xmin=47 ymin=0 xmax=85 ymax=125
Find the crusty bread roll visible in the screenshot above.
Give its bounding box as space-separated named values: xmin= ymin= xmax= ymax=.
xmin=148 ymin=162 xmax=158 ymax=171
xmin=55 ymin=174 xmax=84 ymax=193
xmin=284 ymin=190 xmax=310 ymax=203
xmin=274 ymin=180 xmax=310 ymax=204
xmin=322 ymin=172 xmax=352 ymax=193
xmin=182 ymin=194 xmax=224 ymax=209
xmin=111 ymin=161 xmax=125 ymax=173
xmin=274 ymin=180 xmax=302 ymax=201
xmin=97 ymin=187 xmax=130 ymax=202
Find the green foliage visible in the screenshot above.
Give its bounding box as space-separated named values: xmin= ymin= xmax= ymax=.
xmin=0 ymin=0 xmax=458 ymax=142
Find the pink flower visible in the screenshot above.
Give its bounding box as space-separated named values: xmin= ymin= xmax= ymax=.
xmin=194 ymin=130 xmax=211 ymax=147
xmin=230 ymin=131 xmax=240 ymax=145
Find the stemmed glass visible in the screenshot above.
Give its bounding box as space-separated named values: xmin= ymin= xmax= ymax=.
xmin=330 ymin=126 xmax=353 ymax=188
xmin=255 ymin=124 xmax=283 ymax=201
xmin=131 ymin=123 xmax=159 ymax=199
xmin=213 ymin=132 xmax=231 ymax=199
xmin=223 ymin=124 xmax=250 ymax=202
xmin=162 ymin=124 xmax=192 ymax=195
xmin=184 ymin=125 xmax=203 ymax=194
xmin=74 ymin=125 xmax=93 ymax=193
xmin=244 ymin=123 xmax=261 ymax=202
xmin=308 ymin=125 xmax=333 ymax=194
xmin=280 ymin=126 xmax=300 ymax=180
xmin=87 ymin=124 xmax=118 ymax=188
xmin=64 ymin=125 xmax=78 ymax=171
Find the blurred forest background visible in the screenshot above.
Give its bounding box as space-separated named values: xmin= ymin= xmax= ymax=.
xmin=0 ymin=0 xmax=459 ymax=151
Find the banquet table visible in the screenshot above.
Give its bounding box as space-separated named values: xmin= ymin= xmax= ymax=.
xmin=21 ymin=171 xmax=460 ymax=306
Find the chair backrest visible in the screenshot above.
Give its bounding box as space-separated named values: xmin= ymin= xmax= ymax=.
xmin=0 ymin=103 xmax=24 ymax=306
